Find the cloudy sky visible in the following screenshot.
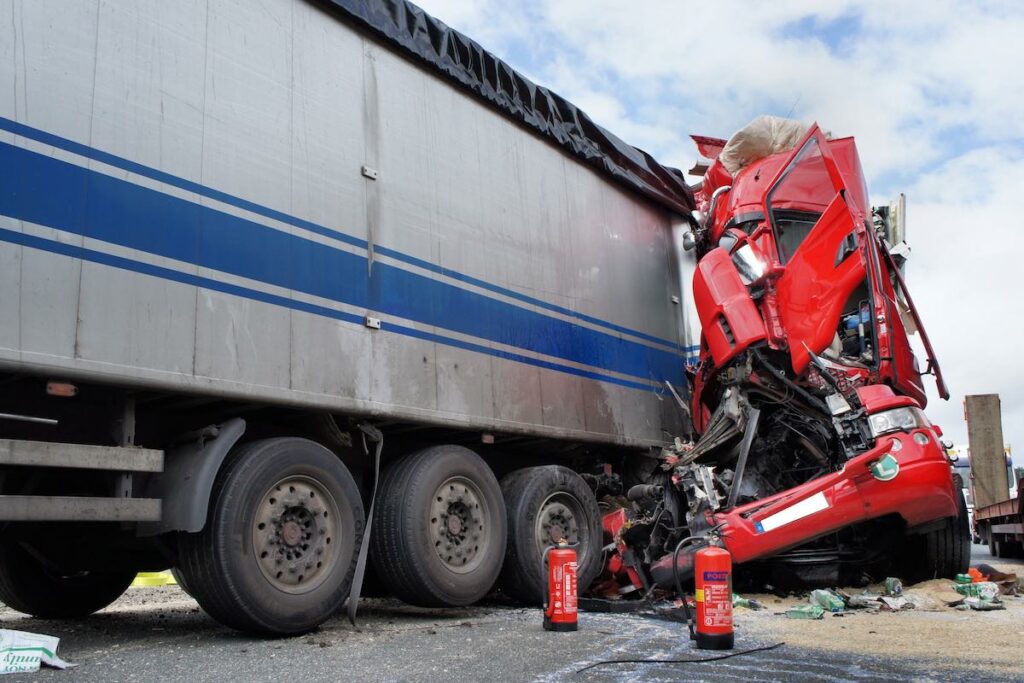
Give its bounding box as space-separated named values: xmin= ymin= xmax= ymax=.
xmin=416 ymin=0 xmax=1024 ymax=457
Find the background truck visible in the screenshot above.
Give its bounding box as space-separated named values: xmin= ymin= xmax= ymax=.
xmin=0 ymin=0 xmax=699 ymax=634
xmin=964 ymin=395 xmax=1022 ymax=557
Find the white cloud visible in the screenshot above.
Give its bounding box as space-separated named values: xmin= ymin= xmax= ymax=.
xmin=415 ymin=0 xmax=1024 ymax=454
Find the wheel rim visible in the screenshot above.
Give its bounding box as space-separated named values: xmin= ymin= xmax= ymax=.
xmin=534 ymin=492 xmax=586 ymax=559
xmin=252 ymin=475 xmax=342 ymax=594
xmin=429 ymin=476 xmax=490 ymax=574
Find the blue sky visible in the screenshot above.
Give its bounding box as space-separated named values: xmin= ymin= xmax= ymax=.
xmin=417 ymin=0 xmax=1024 ymax=458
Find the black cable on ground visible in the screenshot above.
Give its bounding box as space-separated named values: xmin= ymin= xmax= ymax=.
xmin=575 ymin=641 xmax=785 ymax=674
xmin=671 ymin=535 xmax=700 ymax=639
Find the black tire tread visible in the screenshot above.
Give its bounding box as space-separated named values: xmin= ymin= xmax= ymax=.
xmin=498 ymin=465 xmax=603 ymax=604
xmin=0 ymin=543 xmax=135 ymax=619
xmin=907 ymin=489 xmax=971 ymax=582
xmin=370 ymin=445 xmax=505 ymax=607
xmin=177 ymin=440 xmax=266 ymax=632
xmin=177 ymin=438 xmax=363 ymax=635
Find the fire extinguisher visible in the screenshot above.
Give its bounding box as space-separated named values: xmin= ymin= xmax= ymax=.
xmin=694 ymin=545 xmax=734 ymax=650
xmin=542 ymin=540 xmax=578 ymax=632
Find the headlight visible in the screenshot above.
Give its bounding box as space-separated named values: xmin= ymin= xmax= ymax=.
xmin=868 ymin=407 xmax=929 ymax=438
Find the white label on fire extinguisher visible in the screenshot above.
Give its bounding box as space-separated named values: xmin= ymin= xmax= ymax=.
xmin=564 ymin=562 xmax=577 ymax=614
xmin=703 ymin=583 xmax=732 ymax=628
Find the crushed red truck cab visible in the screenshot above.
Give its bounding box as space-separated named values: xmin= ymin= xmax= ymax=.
xmin=594 ymin=118 xmax=969 ymax=595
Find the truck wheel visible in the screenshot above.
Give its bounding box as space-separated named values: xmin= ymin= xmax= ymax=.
xmin=0 ymin=542 xmax=134 ymax=618
xmin=908 ymin=490 xmax=971 ymax=582
xmin=177 ymin=438 xmax=364 ymax=635
xmin=497 ymin=466 xmax=603 ymax=604
xmin=370 ymin=445 xmax=505 ymax=607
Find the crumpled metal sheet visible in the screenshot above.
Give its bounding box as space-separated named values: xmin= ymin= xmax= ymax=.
xmin=311 ymin=0 xmax=695 ymax=215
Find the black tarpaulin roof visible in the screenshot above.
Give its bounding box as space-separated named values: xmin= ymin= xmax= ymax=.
xmin=311 ymin=0 xmax=695 ymax=215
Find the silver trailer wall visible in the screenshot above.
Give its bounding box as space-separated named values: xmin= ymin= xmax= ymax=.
xmin=0 ymin=0 xmax=699 ymax=448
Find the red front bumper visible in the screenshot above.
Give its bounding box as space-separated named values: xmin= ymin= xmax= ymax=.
xmin=714 ymin=428 xmax=958 ymax=564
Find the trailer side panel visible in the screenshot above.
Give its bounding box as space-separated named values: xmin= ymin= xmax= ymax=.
xmin=0 ymin=0 xmax=695 ymax=447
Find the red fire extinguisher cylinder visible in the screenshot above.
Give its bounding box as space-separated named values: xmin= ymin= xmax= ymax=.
xmin=694 ymin=545 xmax=734 ymax=650
xmin=543 ymin=541 xmax=578 ymax=632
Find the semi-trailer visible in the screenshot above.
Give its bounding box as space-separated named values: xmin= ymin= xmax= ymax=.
xmin=0 ymin=0 xmax=968 ymax=635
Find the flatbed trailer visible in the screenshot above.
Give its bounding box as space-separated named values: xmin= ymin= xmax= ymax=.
xmin=975 ymin=482 xmax=1024 ymax=558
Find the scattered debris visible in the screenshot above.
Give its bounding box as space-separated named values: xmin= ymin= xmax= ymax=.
xmin=732 ymin=594 xmax=764 ymax=610
xmin=972 ymin=564 xmax=1019 ymax=595
xmin=836 ymin=590 xmax=879 ymax=610
xmin=810 ymin=589 xmax=845 ymax=613
xmin=961 ymin=597 xmax=1006 ymax=611
xmin=0 ymin=629 xmax=74 ymax=675
xmin=953 ymin=581 xmax=1000 ymax=600
xmin=785 ymin=604 xmax=824 ymax=620
xmin=878 ymin=596 xmax=913 ymax=612
xmin=883 ymin=578 xmax=903 ymax=596
xmin=901 ymin=579 xmax=965 ymax=609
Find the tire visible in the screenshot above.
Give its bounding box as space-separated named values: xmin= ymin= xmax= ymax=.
xmin=905 ymin=490 xmax=971 ymax=582
xmin=170 ymin=568 xmax=192 ymax=597
xmin=988 ymin=533 xmax=1001 ymax=558
xmin=370 ymin=445 xmax=506 ymax=607
xmin=999 ymin=540 xmax=1024 ymax=559
xmin=498 ymin=466 xmax=603 ymax=604
xmin=0 ymin=542 xmax=134 ymax=618
xmin=177 ymin=438 xmax=364 ymax=636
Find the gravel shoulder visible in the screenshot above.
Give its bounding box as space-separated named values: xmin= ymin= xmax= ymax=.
xmin=737 ymin=559 xmax=1024 ymax=678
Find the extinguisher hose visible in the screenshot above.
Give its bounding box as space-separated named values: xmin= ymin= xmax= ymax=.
xmin=671 ymin=535 xmax=702 ymax=640
xmin=576 ymin=641 xmax=785 ymax=673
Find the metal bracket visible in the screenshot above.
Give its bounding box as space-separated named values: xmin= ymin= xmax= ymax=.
xmin=361 ymin=165 xmax=378 ymax=180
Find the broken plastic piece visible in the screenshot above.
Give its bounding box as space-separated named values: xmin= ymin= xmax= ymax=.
xmin=953 ymin=581 xmax=1000 ymax=600
xmin=963 ymin=596 xmax=1005 ymax=611
xmin=809 ymin=589 xmax=845 ymax=612
xmin=0 ymin=629 xmax=74 ymax=674
xmin=732 ymin=593 xmax=764 ymax=610
xmin=878 ymin=596 xmax=913 ymax=612
xmin=785 ymin=604 xmax=824 ymax=620
xmin=841 ymin=592 xmax=879 ymax=610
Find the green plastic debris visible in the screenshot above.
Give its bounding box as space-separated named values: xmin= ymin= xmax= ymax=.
xmin=785 ymin=604 xmax=825 ymax=620
xmin=810 ymin=589 xmax=845 ymax=612
xmin=732 ymin=593 xmax=764 ymax=610
xmin=954 ymin=573 xmax=973 ymax=585
xmin=884 ymin=577 xmax=903 ymax=596
xmin=953 ymin=581 xmax=1000 ymax=600
xmin=964 ymin=596 xmax=1005 ymax=611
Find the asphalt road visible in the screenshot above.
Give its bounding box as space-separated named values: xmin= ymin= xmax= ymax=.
xmin=1 ymin=545 xmax=1020 ymax=682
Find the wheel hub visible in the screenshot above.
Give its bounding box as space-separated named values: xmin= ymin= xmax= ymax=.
xmin=281 ymin=519 xmax=303 ymax=547
xmin=430 ymin=477 xmax=487 ymax=573
xmin=252 ymin=476 xmax=340 ymax=594
xmin=535 ymin=496 xmax=582 ymax=557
